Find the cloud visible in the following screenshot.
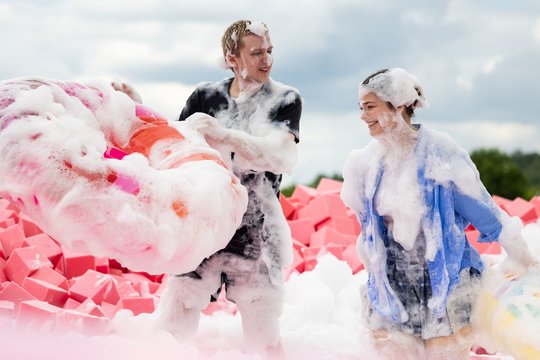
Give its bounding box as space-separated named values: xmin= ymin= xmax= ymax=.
xmin=1 ymin=0 xmax=539 ymax=185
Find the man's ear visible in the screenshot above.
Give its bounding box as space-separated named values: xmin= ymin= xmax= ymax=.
xmin=226 ymin=53 xmax=237 ymax=69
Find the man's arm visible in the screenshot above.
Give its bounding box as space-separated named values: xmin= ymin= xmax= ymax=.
xmin=186 ymin=113 xmax=298 ymax=174
xmin=178 ymin=89 xmax=201 ymax=121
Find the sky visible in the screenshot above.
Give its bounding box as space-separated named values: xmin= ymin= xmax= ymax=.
xmin=1 ymin=0 xmax=540 ymax=185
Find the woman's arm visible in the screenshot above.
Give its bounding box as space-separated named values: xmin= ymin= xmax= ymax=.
xmin=453 ymin=186 xmax=537 ymax=269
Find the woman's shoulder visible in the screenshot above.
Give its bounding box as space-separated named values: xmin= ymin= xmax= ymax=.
xmin=343 ymin=140 xmax=380 ymax=178
xmin=419 ymin=125 xmax=469 ymax=158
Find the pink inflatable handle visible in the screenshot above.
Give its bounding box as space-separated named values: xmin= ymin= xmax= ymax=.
xmin=111 ymin=173 xmax=140 ymax=195
xmin=103 ymin=146 xmax=128 ymax=160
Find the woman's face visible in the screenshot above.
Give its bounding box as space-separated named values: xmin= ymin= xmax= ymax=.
xmin=231 ymin=33 xmax=273 ymax=84
xmin=359 ymin=91 xmax=397 ymax=138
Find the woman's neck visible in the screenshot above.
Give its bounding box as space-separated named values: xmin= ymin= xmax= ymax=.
xmin=378 ymin=117 xmax=420 ymax=160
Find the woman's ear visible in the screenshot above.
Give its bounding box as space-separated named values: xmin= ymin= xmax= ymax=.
xmin=396 ymin=105 xmax=410 ymax=122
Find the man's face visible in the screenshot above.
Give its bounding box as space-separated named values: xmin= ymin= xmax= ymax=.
xmin=233 ymin=33 xmax=273 ymax=84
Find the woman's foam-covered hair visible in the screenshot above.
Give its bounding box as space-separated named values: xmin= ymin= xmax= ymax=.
xmin=359 ymin=68 xmax=428 ymax=109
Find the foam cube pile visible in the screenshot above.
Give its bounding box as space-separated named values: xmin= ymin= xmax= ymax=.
xmin=1 ymin=178 xmax=540 ymax=338
xmin=0 ymin=198 xmax=166 ymax=335
xmin=281 ymin=179 xmax=540 ymax=276
xmin=281 ymin=178 xmax=363 ymax=277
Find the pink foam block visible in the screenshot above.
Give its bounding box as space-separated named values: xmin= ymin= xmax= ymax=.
xmin=95 ymin=257 xmax=110 ymax=274
xmin=116 ymin=297 xmax=155 ymax=315
xmin=314 ymin=245 xmax=345 ymax=262
xmin=346 ymin=209 xmax=362 ymax=235
xmin=315 ymin=215 xmax=358 ymax=235
xmin=4 ymin=246 xmax=53 ymax=285
xmin=492 ymin=195 xmax=511 ymax=214
xmin=0 ymin=259 xmax=6 ymax=282
xmin=119 ymin=273 xmax=160 ymax=296
xmin=0 ymin=218 xmax=16 ymax=229
xmin=342 ymin=245 xmax=364 ymax=274
xmin=22 ymin=277 xmax=69 ymax=308
xmin=100 ymin=301 xmax=118 ymax=319
xmin=291 ymin=185 xmax=320 ymax=205
xmin=0 ymin=282 xmax=37 ymax=304
xmin=301 ymin=247 xmax=321 ymax=272
xmin=310 ymin=227 xmax=355 ymax=248
xmin=505 ymin=197 xmax=538 ymax=223
xmin=0 ymin=242 xmax=5 ymax=260
xmin=0 ymin=198 xmax=10 ymax=209
xmin=0 ymin=198 xmax=19 ymax=212
xmin=76 ymin=298 xmax=105 ymax=317
xmin=17 ymin=212 xmax=43 ymax=237
xmin=291 ymin=248 xmax=305 ymax=273
xmin=292 ymin=238 xmax=306 ymax=251
xmin=23 ymin=233 xmax=63 ymax=266
xmin=0 ymin=224 xmax=26 ymax=258
xmin=0 ymin=300 xmax=15 ymax=319
xmin=316 ymin=178 xmax=343 ymax=194
xmin=117 ymin=281 xmax=139 ymax=298
xmin=63 ymin=298 xmax=82 ymax=310
xmin=279 ymin=194 xmax=297 ymax=219
xmin=128 ymin=271 xmax=164 ymax=283
xmin=59 ymin=246 xmax=96 ymax=279
xmin=55 ymin=309 xmax=110 ymax=336
xmin=201 ymin=286 xmax=237 ymax=316
xmin=297 ymin=193 xmax=348 ymax=226
xmin=69 ymin=270 xmax=120 ymax=305
xmin=466 ymin=230 xmax=501 ymax=255
xmin=134 ymin=281 xmax=160 ymax=297
xmin=0 ymin=207 xmax=18 ymax=227
xmin=530 ymin=196 xmax=540 ymax=217
xmin=288 ymin=218 xmax=315 ymax=245
xmin=16 ymin=299 xmax=60 ymax=330
xmin=30 ymin=266 xmax=68 ymax=290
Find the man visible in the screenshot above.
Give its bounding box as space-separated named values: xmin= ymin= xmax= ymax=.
xmin=154 ymin=19 xmax=302 ymax=355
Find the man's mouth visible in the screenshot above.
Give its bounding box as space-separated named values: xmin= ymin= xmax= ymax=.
xmin=367 ymin=121 xmax=378 ymax=128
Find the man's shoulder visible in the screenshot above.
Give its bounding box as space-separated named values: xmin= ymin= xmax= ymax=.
xmin=267 ymin=79 xmax=300 ymax=97
xmin=264 ymin=79 xmax=302 ymax=109
xmin=193 ymin=78 xmax=232 ymax=96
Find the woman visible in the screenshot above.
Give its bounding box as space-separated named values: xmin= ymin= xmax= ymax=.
xmin=340 ymin=68 xmax=537 ymax=359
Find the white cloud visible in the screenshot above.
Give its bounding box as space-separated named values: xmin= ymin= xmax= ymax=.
xmin=1 ymin=0 xmax=539 ymax=188
xmin=135 ymin=81 xmax=195 ymax=121
xmin=534 ymin=17 xmax=540 ymax=42
xmin=482 ymin=55 xmax=503 ymax=74
xmin=430 ymin=120 xmax=540 ymax=153
xmin=284 ymin=111 xmax=370 ymax=186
